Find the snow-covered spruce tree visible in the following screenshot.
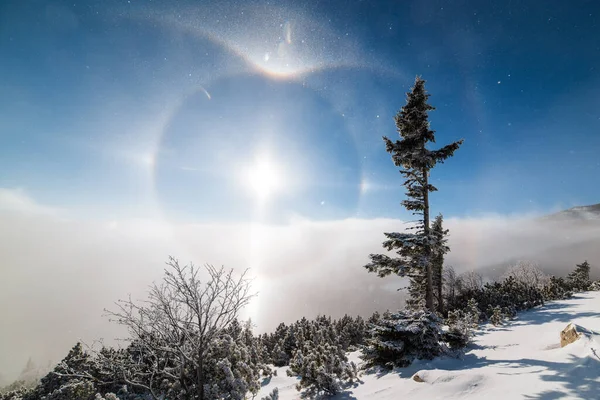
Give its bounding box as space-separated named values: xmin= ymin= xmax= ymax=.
xmin=431 ymin=214 xmax=449 ymax=314
xmin=365 ymin=76 xmax=463 ymax=311
xmin=361 ymin=310 xmax=443 ymax=369
xmin=568 ymin=260 xmax=591 ymax=292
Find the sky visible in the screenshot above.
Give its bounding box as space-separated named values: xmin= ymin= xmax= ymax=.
xmin=1 ymin=0 xmax=600 ymax=382
xmin=2 ymin=0 xmax=600 ymax=222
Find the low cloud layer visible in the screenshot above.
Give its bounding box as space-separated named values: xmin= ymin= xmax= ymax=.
xmin=0 ymin=189 xmax=599 ymax=381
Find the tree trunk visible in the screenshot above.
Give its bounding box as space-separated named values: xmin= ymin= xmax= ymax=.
xmin=437 ymin=266 xmax=443 ymax=314
xmin=423 ymin=167 xmax=434 ymax=311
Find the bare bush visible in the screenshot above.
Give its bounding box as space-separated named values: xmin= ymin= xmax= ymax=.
xmin=459 ymin=270 xmax=484 ymax=292
xmin=502 ymin=260 xmax=549 ymax=288
xmin=442 ymin=266 xmax=461 ymax=302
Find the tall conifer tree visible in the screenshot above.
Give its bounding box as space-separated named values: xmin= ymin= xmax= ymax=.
xmin=365 ymin=77 xmax=463 ymax=310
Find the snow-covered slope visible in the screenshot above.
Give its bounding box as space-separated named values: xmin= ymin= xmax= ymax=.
xmin=546 ymin=203 xmax=600 ymax=221
xmin=258 ymin=291 xmax=600 ymax=399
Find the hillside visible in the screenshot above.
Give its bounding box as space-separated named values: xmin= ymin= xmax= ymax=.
xmin=476 ymin=204 xmax=600 ymax=281
xmin=258 ymin=291 xmax=600 ymax=399
xmin=545 ymin=204 xmax=600 ymax=221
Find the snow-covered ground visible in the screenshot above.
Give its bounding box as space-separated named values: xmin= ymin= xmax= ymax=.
xmin=258 ymin=291 xmax=600 ymax=399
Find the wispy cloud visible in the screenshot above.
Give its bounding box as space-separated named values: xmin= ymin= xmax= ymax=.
xmin=0 ymin=188 xmax=62 ymax=216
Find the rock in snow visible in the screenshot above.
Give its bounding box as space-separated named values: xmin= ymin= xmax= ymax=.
xmin=560 ymin=323 xmax=582 ymax=347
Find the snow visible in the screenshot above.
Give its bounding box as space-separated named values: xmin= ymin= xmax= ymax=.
xmin=257 ymin=291 xmax=600 ymax=399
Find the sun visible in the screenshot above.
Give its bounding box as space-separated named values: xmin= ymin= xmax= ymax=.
xmin=243 ymin=156 xmax=283 ymax=202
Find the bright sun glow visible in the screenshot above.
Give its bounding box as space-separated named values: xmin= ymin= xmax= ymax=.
xmin=243 ymin=156 xmax=283 ymax=202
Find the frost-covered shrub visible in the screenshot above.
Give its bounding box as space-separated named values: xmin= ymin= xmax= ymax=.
xmin=446 ymin=275 xmax=549 ymax=324
xmin=41 ymin=380 xmax=97 ymax=400
xmin=262 ymin=314 xmax=367 ymax=369
xmin=542 ymin=276 xmax=572 ymax=301
xmin=4 ymin=343 xmax=147 ymax=400
xmin=287 ymin=339 xmax=356 ymax=397
xmin=361 ymin=310 xmax=443 ymax=369
xmin=589 ymin=280 xmax=600 ymax=291
xmin=440 ymin=262 xmax=590 ymax=343
xmin=20 ymin=343 xmax=103 ymax=400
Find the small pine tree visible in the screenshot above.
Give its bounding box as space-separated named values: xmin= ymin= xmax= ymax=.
xmin=443 ymin=309 xmax=471 ymax=349
xmin=202 ymin=333 xmax=261 ymax=400
xmin=271 ymin=341 xmax=289 ymax=367
xmin=466 ymin=298 xmax=480 ymax=327
xmin=489 ymin=305 xmax=503 ymax=326
xmin=365 ymin=76 xmax=463 ymax=311
xmin=288 ymin=339 xmax=356 ymax=397
xmin=368 ymin=311 xmax=382 ymax=325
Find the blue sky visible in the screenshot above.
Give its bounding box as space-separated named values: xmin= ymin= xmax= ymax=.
xmin=2 ymin=0 xmax=600 ymax=223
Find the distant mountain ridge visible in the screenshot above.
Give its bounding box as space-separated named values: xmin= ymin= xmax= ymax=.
xmin=477 ymin=203 xmax=600 ymax=281
xmin=544 ymin=203 xmax=600 ymax=221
